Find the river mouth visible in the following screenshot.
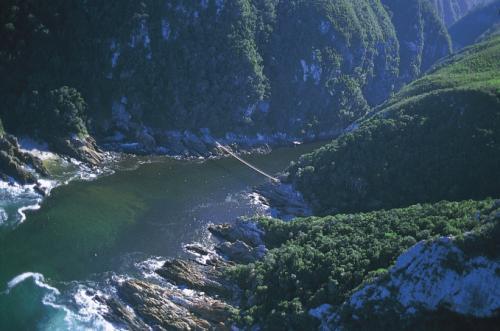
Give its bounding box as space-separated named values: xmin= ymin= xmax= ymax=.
xmin=0 ymin=142 xmax=323 ymax=330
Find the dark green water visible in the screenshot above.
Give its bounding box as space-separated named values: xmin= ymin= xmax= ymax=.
xmin=0 ymin=142 xmax=323 ymax=330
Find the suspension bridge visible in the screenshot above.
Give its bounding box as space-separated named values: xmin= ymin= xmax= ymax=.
xmin=215 ymin=141 xmax=280 ymax=184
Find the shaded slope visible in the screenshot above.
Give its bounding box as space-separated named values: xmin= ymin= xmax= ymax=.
xmin=288 ymin=35 xmax=500 ymax=215
xmin=449 ymin=0 xmax=500 ymax=49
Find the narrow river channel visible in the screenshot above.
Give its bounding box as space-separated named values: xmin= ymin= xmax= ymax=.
xmin=0 ymin=142 xmax=324 ymax=330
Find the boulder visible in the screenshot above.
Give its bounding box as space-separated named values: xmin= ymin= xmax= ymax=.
xmin=215 ymin=240 xmax=267 ymax=264
xmin=156 ymin=259 xmax=231 ymax=297
xmin=208 ymin=220 xmax=265 ymax=247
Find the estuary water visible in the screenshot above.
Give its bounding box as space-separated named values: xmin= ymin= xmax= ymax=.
xmin=0 ymin=142 xmax=323 ymax=330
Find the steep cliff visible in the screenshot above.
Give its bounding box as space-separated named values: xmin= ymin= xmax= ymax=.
xmin=382 ymin=0 xmax=452 ymax=84
xmin=0 ymin=0 xmax=453 ymax=161
xmin=449 ymin=0 xmax=500 ymax=49
xmin=323 ymin=215 xmax=500 ymax=330
xmin=430 ymin=0 xmax=494 ymax=26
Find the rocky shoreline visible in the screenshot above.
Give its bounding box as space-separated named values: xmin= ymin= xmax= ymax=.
xmin=252 ymin=181 xmax=313 ymax=221
xmin=100 ymin=127 xmax=340 ymax=159
xmin=91 ymin=219 xmax=268 ymax=330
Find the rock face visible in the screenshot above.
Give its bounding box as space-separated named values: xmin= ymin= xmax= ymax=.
xmin=215 ymin=240 xmax=267 ymax=264
xmin=317 ymin=236 xmax=500 ymax=330
xmin=254 ymin=182 xmax=312 ymax=220
xmin=382 ymin=0 xmax=452 ymax=84
xmin=52 ymin=134 xmax=104 ymax=166
xmin=209 ymin=219 xmax=265 ymax=247
xmin=430 ymin=0 xmax=493 ymax=26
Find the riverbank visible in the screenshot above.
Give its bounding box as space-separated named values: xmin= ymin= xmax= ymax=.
xmin=0 ymin=129 xmax=326 ymax=228
xmin=0 ymin=138 xmax=116 ymax=227
xmin=0 ymin=141 xmax=325 ymax=330
xmin=100 ymin=127 xmax=341 ymax=159
xmin=77 ymin=219 xmax=266 ymax=330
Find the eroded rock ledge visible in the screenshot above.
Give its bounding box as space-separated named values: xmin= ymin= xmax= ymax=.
xmin=99 ymin=219 xmax=267 ymax=330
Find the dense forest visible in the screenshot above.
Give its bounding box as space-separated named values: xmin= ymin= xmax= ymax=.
xmin=0 ymin=0 xmax=498 ymax=330
xmin=288 ymin=33 xmax=500 ymax=215
xmin=229 ymin=199 xmax=499 ymax=329
xmin=0 ymin=0 xmax=453 ymax=147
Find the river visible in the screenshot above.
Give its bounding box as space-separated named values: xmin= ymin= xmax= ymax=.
xmin=0 ymin=142 xmax=323 ymax=330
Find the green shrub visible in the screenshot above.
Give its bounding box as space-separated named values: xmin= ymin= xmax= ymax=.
xmin=229 ymin=199 xmax=499 ymax=329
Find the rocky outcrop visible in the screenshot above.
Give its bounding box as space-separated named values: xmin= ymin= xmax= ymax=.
xmin=115 ymin=279 xmax=232 ymax=330
xmin=215 ymin=240 xmax=267 ymax=264
xmin=209 ymin=219 xmax=265 ymax=247
xmin=315 ymin=235 xmax=500 ymax=330
xmin=254 ymin=182 xmax=313 ymax=220
xmin=0 ymin=134 xmax=48 ymax=184
xmin=156 ymin=259 xmax=232 ymax=298
xmin=52 ymin=134 xmax=104 ymax=167
xmin=100 ymin=220 xmax=268 ymax=330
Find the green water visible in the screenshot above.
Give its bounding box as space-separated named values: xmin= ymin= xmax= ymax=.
xmin=0 ymin=143 xmax=324 ymax=330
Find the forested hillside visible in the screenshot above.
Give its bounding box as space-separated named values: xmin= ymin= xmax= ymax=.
xmin=381 ymin=0 xmax=451 ymax=84
xmin=288 ymin=34 xmax=500 ymax=215
xmin=0 ymin=2 xmax=498 ymax=330
xmin=229 ymin=199 xmax=500 ymax=330
xmin=0 ymin=0 xmax=452 ymax=155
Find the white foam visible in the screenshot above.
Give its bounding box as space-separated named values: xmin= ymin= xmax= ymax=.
xmin=6 ymin=272 xmax=60 ymax=295
xmin=18 ymin=138 xmax=57 ymax=161
xmin=17 ymin=201 xmax=42 ymax=223
xmin=37 ymin=179 xmax=59 ymax=194
xmin=5 ymin=273 xmax=123 ymax=330
xmin=135 ymin=257 xmax=166 ymax=281
xmin=70 ymin=286 xmax=120 ymax=331
xmin=0 ymin=207 xmax=7 ymax=224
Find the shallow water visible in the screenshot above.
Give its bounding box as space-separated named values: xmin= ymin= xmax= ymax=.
xmin=0 ymin=142 xmax=324 ymax=330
